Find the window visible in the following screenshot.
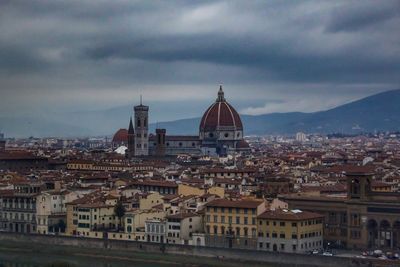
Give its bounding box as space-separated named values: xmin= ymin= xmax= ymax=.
xmin=280 ymin=244 xmax=285 ymax=250
xmin=213 ymin=215 xmax=218 ymax=223
xmin=236 ymin=216 xmax=240 ymax=224
xmin=350 ymin=230 xmax=361 ymax=239
xmin=221 ymin=216 xmax=225 ymax=223
xmin=292 ymin=222 xmax=297 ymax=227
xmin=350 ymin=213 xmax=360 ymax=226
xmin=259 ymin=242 xmax=263 ymax=249
xmin=280 ymin=233 xmax=285 ymax=238
xmin=244 ymin=217 xmax=248 ymax=225
xmin=280 ymin=222 xmax=285 ymax=227
xmin=252 ymin=218 xmax=256 ymax=225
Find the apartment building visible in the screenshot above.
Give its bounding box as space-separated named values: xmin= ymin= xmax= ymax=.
xmin=257 ymin=209 xmax=324 ymax=253
xmin=204 ymin=198 xmax=267 ymax=249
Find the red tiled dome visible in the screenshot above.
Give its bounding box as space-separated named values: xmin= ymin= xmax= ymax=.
xmin=112 ymin=128 xmax=128 ymax=143
xmin=200 ymin=86 xmax=243 ymax=131
xmin=236 ymin=139 xmax=250 ymax=149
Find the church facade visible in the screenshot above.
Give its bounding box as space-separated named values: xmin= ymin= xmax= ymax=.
xmin=112 ymin=86 xmax=250 ymax=157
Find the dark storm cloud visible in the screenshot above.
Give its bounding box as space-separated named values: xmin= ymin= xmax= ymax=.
xmin=0 ymin=0 xmax=399 ymax=117
xmin=84 ymin=33 xmax=399 ymax=83
xmin=326 ymin=0 xmax=400 ymax=32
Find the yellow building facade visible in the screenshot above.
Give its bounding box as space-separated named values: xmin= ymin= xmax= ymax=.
xmin=257 ymin=209 xmax=324 ymax=253
xmin=204 ymin=199 xmax=267 ymax=249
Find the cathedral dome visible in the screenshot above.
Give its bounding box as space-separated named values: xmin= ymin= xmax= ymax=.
xmin=112 ymin=128 xmax=128 ymax=143
xmin=199 ymin=86 xmax=243 ymax=132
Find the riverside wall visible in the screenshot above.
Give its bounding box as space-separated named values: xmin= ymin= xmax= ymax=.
xmin=0 ymin=232 xmax=389 ymax=267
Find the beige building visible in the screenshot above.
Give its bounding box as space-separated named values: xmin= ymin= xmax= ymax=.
xmin=166 ymin=213 xmax=203 ymax=245
xmin=204 ymin=198 xmax=267 ymax=249
xmin=124 ymin=208 xmax=165 ymax=238
xmin=36 ymin=190 xmax=78 ymax=234
xmin=139 ymin=192 xmax=164 ymax=210
xmin=257 ymin=209 xmax=324 ymax=253
xmin=76 ymin=202 xmax=116 ymax=237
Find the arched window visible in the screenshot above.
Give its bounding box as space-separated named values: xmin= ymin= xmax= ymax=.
xmin=351 ymin=179 xmax=360 ymax=195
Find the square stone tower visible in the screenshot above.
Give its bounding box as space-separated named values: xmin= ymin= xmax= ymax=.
xmin=134 ymin=98 xmax=149 ymax=156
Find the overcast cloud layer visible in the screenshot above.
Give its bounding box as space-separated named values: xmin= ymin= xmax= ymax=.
xmin=0 ymin=0 xmax=399 ymax=122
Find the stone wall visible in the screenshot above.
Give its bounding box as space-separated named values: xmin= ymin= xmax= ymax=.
xmin=0 ymin=232 xmax=391 ymax=267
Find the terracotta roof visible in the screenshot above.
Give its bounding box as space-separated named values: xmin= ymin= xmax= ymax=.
xmin=257 ymin=209 xmax=324 ymax=221
xmin=112 ymin=129 xmax=128 ymax=143
xmin=236 ymin=139 xmax=250 ymax=149
xmin=130 ymin=180 xmax=178 ymax=188
xmin=166 ymin=212 xmax=199 ymax=220
xmin=205 ymin=198 xmax=262 ymax=209
xmin=344 ymin=165 xmax=375 ymax=175
xmin=199 ymin=87 xmax=243 ymax=131
xmin=0 ymin=152 xmax=47 ymax=160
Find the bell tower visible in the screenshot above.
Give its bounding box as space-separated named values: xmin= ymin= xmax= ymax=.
xmin=346 ymin=168 xmax=372 ymax=200
xmin=134 ymin=96 xmax=149 ymax=156
xmin=155 ymin=128 xmax=166 ymax=157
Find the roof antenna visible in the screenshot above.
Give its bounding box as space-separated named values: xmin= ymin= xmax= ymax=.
xmin=140 ymin=94 xmax=143 ymax=105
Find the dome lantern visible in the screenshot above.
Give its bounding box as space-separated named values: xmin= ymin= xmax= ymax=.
xmin=217 ymin=85 xmax=225 ymax=102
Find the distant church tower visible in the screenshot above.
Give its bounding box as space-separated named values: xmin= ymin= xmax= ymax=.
xmin=134 ymin=97 xmax=149 ymax=156
xmin=127 ymin=117 xmax=135 ymax=159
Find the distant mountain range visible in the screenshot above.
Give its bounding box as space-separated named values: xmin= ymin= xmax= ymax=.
xmin=152 ymin=89 xmax=400 ymax=135
xmin=1 ymin=89 xmax=400 ymax=138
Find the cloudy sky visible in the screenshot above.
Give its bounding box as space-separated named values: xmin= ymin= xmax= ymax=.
xmin=0 ymin=0 xmax=399 ymax=122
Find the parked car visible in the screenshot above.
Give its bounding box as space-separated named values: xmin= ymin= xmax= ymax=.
xmin=322 ymin=252 xmax=333 ymax=256
xmin=373 ymin=250 xmax=383 ymax=257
